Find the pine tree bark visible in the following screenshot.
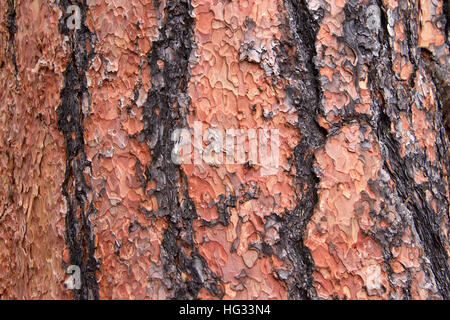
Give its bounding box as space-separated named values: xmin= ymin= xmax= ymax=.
xmin=0 ymin=0 xmax=449 ymax=300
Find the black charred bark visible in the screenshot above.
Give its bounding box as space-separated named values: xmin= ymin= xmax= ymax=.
xmin=273 ymin=0 xmax=327 ymax=300
xmin=57 ymin=0 xmax=99 ymax=300
xmin=139 ymin=0 xmax=224 ymax=300
xmin=6 ymin=0 xmax=17 ymax=77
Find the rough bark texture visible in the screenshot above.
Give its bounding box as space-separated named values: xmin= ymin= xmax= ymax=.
xmin=0 ymin=0 xmax=449 ymax=300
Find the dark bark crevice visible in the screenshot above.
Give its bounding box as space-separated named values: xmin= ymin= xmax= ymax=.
xmin=340 ymin=0 xmax=450 ymax=299
xmin=443 ymin=0 xmax=449 ymax=44
xmin=57 ymin=0 xmax=99 ymax=300
xmin=139 ymin=0 xmax=223 ymax=300
xmin=420 ymin=48 xmax=450 ymax=146
xmin=6 ymin=0 xmax=18 ymax=78
xmin=273 ymin=0 xmax=327 ymax=300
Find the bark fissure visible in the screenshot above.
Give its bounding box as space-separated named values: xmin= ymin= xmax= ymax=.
xmin=446 ymin=1 xmax=449 ymax=43
xmin=340 ymin=0 xmax=450 ymax=299
xmin=378 ymin=2 xmax=449 ymax=299
xmin=275 ymin=0 xmax=326 ymax=300
xmin=139 ymin=0 xmax=223 ymax=299
xmin=420 ymin=48 xmax=450 ymax=146
xmin=6 ymin=0 xmax=18 ymax=77
xmin=57 ymin=0 xmax=99 ymax=300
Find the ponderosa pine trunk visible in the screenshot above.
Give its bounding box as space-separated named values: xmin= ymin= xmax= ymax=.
xmin=0 ymin=0 xmax=449 ymax=300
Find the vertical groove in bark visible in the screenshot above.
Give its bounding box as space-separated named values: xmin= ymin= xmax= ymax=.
xmin=339 ymin=0 xmax=450 ymax=298
xmin=57 ymin=0 xmax=99 ymax=300
xmin=446 ymin=1 xmax=449 ymax=42
xmin=376 ymin=3 xmax=449 ymax=298
xmin=421 ymin=48 xmax=450 ymax=148
xmin=6 ymin=0 xmax=17 ymax=76
xmin=444 ymin=0 xmax=450 ymax=137
xmin=277 ymin=0 xmax=326 ymax=300
xmin=139 ymin=0 xmax=223 ymax=299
